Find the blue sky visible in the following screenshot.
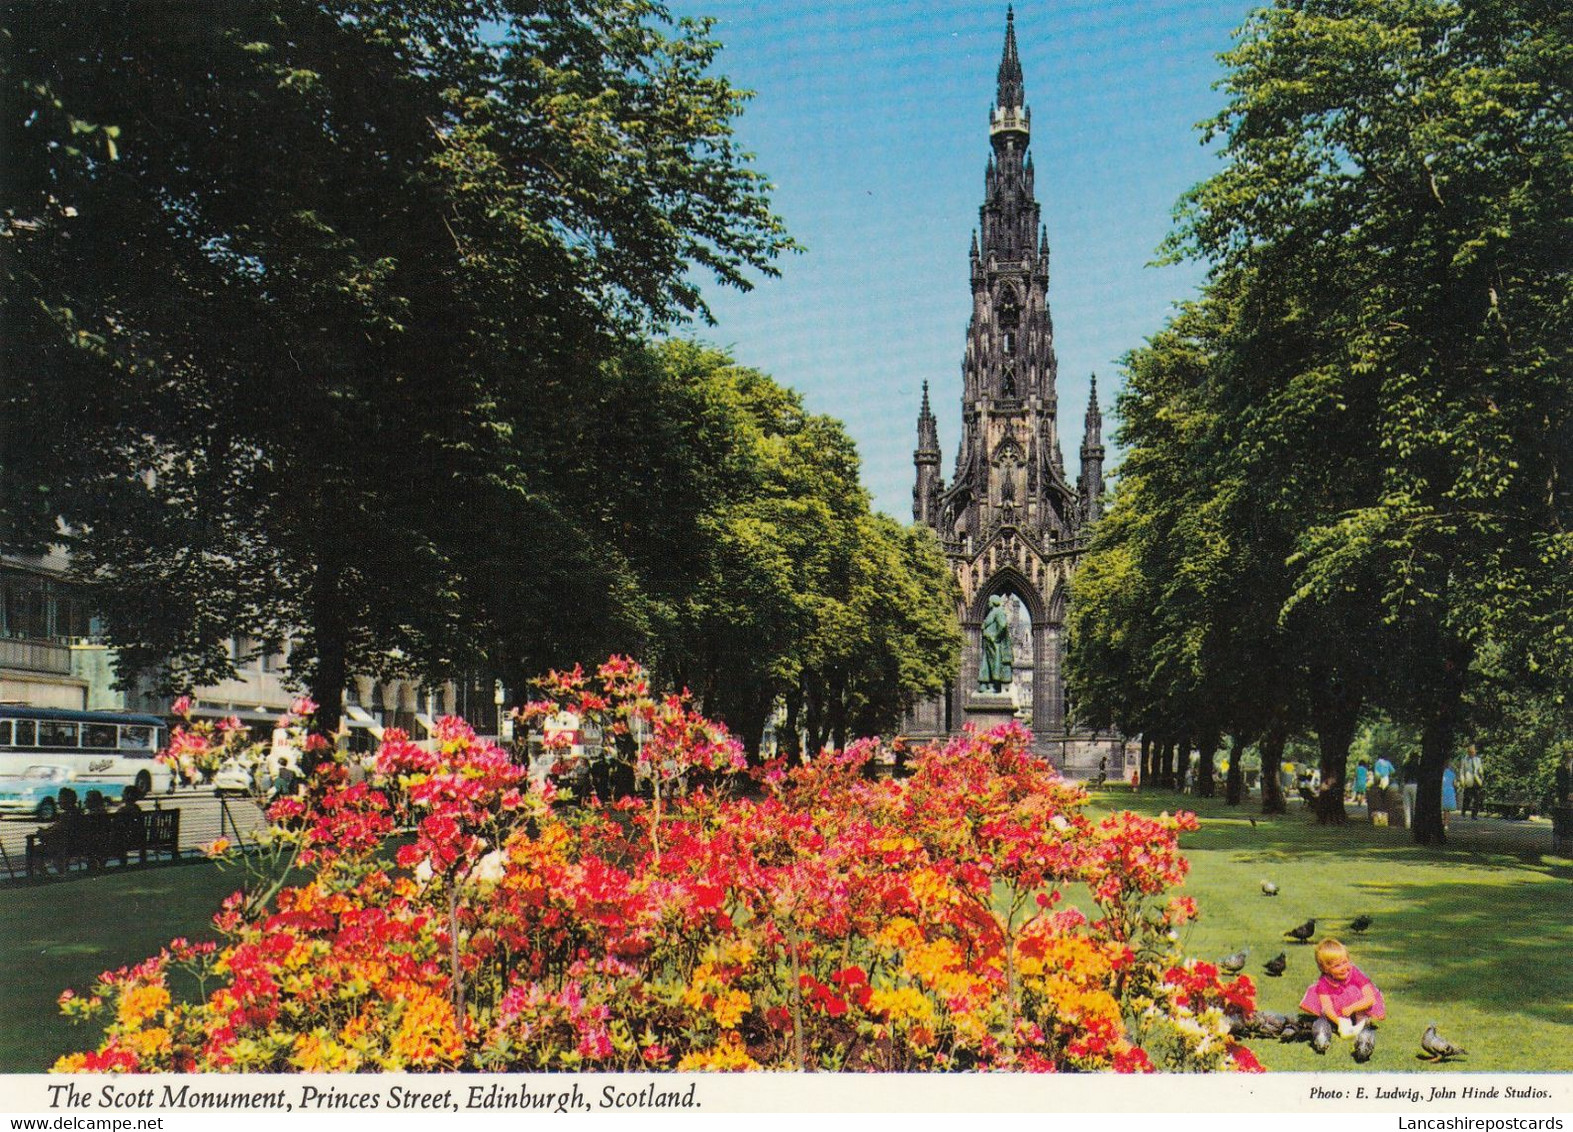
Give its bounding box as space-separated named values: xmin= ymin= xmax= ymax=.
xmin=666 ymin=0 xmax=1258 ymax=519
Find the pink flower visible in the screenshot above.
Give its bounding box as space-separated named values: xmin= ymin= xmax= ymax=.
xmin=171 ymin=695 xmax=193 ymax=717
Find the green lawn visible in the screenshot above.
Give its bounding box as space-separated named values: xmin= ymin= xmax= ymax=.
xmin=0 ymin=859 xmax=241 ymax=1073
xmin=1 ymin=789 xmax=1568 ymax=1074
xmin=1089 ymin=785 xmax=1573 ymax=1073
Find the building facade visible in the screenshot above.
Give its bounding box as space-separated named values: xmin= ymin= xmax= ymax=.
xmin=1 ymin=550 xmax=483 ymax=748
xmin=910 ymin=10 xmax=1113 ymax=769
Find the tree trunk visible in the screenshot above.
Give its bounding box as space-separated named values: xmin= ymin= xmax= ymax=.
xmin=1309 ymin=670 xmax=1361 ymax=826
xmin=735 ymin=695 xmax=769 ymax=768
xmin=1170 ymin=731 xmax=1189 ymax=791
xmin=1196 ymin=731 xmax=1220 ymax=799
xmin=1413 ymin=643 xmax=1471 ymax=846
xmin=828 ymin=670 xmax=848 ymax=751
xmin=782 ymin=689 xmax=803 ymax=765
xmin=1225 ymin=732 xmax=1249 ymax=806
xmin=1139 ymin=734 xmax=1152 ymax=784
xmin=803 ymin=677 xmax=824 ymax=761
xmin=308 ymin=558 xmax=348 ymax=745
xmin=1259 ymin=721 xmax=1288 ymax=816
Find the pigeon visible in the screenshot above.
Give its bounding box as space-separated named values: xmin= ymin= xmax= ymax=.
xmin=1350 ymin=914 xmax=1374 ymax=933
xmin=1354 ymin=1022 xmax=1376 ymax=1063
xmin=1261 ymin=879 xmax=1279 ymax=896
xmin=1263 ymin=952 xmax=1288 ymax=977
xmin=1229 ymin=1010 xmax=1291 ymax=1039
xmin=1251 ymin=1011 xmax=1292 ymax=1038
xmin=1285 ymin=918 xmax=1316 ymax=943
xmin=1419 ymin=1023 xmax=1467 ymax=1062
xmin=1217 ymin=948 xmax=1250 ymax=974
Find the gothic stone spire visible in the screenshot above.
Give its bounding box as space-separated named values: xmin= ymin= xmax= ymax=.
xmin=1079 ymin=375 xmax=1106 ymax=524
xmin=913 ymin=381 xmax=943 ymax=524
xmin=996 ymin=6 xmax=1025 ymax=117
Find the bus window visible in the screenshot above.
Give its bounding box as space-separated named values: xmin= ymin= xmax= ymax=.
xmin=14 ymin=721 xmax=34 ymax=746
xmin=38 ymin=721 xmax=78 ymax=747
xmin=83 ymin=723 xmax=118 ymax=749
xmin=0 ymin=720 xmax=10 ymax=745
xmin=121 ymin=726 xmax=156 ymax=751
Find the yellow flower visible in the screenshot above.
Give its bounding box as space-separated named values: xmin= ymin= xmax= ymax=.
xmin=676 ymin=1043 xmax=760 ymax=1071
xmin=291 ymin=1029 xmax=360 ymax=1073
xmin=868 ymin=985 xmax=935 ymax=1025
xmin=711 ymin=988 xmax=750 ymax=1029
xmin=386 ymin=987 xmax=462 ymax=1069
xmin=116 ymin=983 xmax=171 ymax=1029
xmin=909 ymin=868 xmax=958 ymax=909
xmin=126 ymin=1027 xmax=172 ymax=1060
xmin=51 ymin=1053 xmax=89 ymax=1073
xmin=876 ymin=916 xmax=923 ymax=953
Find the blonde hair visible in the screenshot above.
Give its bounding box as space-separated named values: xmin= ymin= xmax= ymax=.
xmin=1314 ymin=938 xmax=1350 ymax=973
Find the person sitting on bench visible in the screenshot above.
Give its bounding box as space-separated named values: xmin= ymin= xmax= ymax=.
xmin=37 ymin=787 xmax=84 ymax=875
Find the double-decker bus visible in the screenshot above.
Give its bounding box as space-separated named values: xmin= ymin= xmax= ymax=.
xmin=0 ymin=706 xmax=173 ymax=804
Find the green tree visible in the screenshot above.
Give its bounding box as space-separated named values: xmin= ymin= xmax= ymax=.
xmin=2 ymin=2 xmax=794 ymax=728
xmin=1162 ymin=0 xmax=1571 ymax=842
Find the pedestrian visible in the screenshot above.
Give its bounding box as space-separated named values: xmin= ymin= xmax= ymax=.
xmin=1442 ymin=761 xmax=1457 ymax=826
xmin=1372 ymin=752 xmax=1395 ymax=792
xmin=270 ymin=757 xmax=300 ymax=801
xmin=1299 ymin=938 xmax=1385 ymax=1062
xmin=1458 ymin=744 xmax=1485 ymax=820
xmin=1353 ymin=759 xmax=1369 ymax=802
xmin=1401 ymin=755 xmax=1420 ymax=829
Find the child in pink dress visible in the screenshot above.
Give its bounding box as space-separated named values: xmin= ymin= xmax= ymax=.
xmin=1299 ymin=938 xmax=1384 ymax=1061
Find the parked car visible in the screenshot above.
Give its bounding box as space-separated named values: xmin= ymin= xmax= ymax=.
xmin=0 ymin=764 xmax=80 ymax=820
xmin=213 ymin=756 xmax=268 ymax=797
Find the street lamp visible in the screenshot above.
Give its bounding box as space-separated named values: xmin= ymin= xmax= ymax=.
xmin=494 ymin=679 xmax=511 ymax=742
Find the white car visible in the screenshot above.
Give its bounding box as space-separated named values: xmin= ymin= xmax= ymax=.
xmin=213 ymin=758 xmax=268 ymax=796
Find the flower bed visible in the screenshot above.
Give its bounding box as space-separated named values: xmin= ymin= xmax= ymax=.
xmin=55 ymin=659 xmax=1260 ymax=1073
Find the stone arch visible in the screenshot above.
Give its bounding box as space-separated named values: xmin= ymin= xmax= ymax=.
xmin=969 ymin=564 xmax=1044 ymax=624
xmin=1046 ymin=578 xmax=1068 ymax=623
xmin=996 ymin=284 xmax=1021 ymax=327
xmin=991 ymin=435 xmax=1025 ymax=465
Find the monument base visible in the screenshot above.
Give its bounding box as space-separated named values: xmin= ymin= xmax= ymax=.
xmin=964 ymin=690 xmax=1022 ymax=733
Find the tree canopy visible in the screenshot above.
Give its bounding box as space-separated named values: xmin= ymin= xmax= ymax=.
xmin=2 ymin=1 xmax=798 ymax=726
xmin=1068 ymin=0 xmax=1571 ymax=842
xmin=623 ymin=342 xmax=960 ymax=758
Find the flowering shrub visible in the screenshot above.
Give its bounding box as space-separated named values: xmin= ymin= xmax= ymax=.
xmin=156 ymin=697 xmax=254 ymax=786
xmin=56 ymin=661 xmax=1259 ymax=1073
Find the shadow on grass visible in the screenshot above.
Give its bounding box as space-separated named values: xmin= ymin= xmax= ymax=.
xmin=1357 ymin=873 xmax=1573 ymax=1029
xmin=0 ymin=857 xmax=240 ymax=1072
xmin=1092 ymin=787 xmax=1573 ymax=877
xmin=1090 ymin=784 xmax=1573 ymax=1070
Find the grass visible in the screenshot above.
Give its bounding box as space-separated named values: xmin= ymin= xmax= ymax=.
xmin=1 ymin=788 xmax=1568 ymax=1074
xmin=0 ymin=859 xmax=241 ymax=1073
xmin=1088 ymin=785 xmax=1573 ymax=1073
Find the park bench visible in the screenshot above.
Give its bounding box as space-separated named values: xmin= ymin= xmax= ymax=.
xmin=1480 ymin=794 xmax=1534 ymax=820
xmin=25 ymin=808 xmax=181 ymax=878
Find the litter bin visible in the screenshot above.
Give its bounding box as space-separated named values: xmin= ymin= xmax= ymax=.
xmin=1384 ymin=784 xmax=1406 ymax=826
